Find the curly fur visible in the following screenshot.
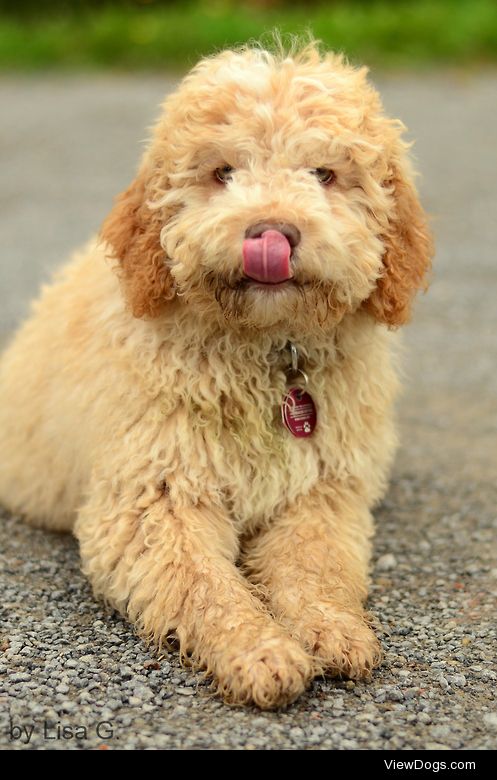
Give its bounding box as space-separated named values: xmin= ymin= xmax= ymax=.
xmin=0 ymin=41 xmax=433 ymax=709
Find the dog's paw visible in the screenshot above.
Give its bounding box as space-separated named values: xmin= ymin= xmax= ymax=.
xmin=286 ymin=604 xmax=381 ymax=680
xmin=215 ymin=628 xmax=316 ymax=709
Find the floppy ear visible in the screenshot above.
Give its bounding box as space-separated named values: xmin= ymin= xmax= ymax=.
xmin=100 ymin=162 xmax=174 ymax=318
xmin=364 ymin=164 xmax=433 ymax=327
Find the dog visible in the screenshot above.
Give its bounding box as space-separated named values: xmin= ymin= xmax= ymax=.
xmin=0 ymin=41 xmax=432 ymax=709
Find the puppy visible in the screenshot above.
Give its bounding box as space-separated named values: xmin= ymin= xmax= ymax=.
xmin=0 ymin=42 xmax=432 ymax=709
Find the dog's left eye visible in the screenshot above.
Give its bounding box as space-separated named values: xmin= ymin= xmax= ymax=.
xmin=311 ymin=168 xmax=336 ymax=185
xmin=214 ymin=165 xmax=234 ymax=184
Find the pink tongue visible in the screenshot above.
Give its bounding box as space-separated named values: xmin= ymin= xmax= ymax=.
xmin=242 ymin=230 xmax=293 ymax=284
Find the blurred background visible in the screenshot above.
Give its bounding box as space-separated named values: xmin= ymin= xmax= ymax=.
xmin=1 ymin=0 xmax=496 ymax=478
xmin=1 ymin=0 xmax=496 ymax=470
xmin=1 ymin=0 xmax=496 ymax=70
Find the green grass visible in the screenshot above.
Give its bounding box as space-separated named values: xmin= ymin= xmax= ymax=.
xmin=1 ymin=0 xmax=497 ymax=71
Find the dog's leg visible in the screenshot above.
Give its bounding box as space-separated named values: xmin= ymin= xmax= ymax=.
xmin=243 ymin=485 xmax=381 ymax=679
xmin=75 ymin=489 xmax=315 ymax=709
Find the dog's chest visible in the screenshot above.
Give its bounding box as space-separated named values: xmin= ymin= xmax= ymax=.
xmin=179 ymin=350 xmax=325 ymax=528
xmin=223 ymin=401 xmax=321 ymax=525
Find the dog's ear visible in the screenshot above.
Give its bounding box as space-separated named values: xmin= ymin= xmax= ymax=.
xmin=364 ymin=163 xmax=433 ymax=327
xmin=100 ymin=163 xmax=174 ymax=318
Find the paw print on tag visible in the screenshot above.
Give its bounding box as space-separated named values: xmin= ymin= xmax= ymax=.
xmin=303 ymin=422 xmax=311 ymax=433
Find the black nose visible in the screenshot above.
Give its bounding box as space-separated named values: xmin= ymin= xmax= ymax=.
xmin=245 ymin=221 xmax=301 ymax=249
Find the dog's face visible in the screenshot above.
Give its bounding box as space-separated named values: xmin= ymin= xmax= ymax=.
xmin=102 ymin=45 xmax=433 ymax=332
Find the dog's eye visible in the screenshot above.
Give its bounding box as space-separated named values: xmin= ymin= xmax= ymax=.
xmin=214 ymin=165 xmax=234 ymax=184
xmin=311 ymin=168 xmax=336 ymax=185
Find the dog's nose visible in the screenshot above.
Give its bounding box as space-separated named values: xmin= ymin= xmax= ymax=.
xmin=245 ymin=221 xmax=301 ymax=249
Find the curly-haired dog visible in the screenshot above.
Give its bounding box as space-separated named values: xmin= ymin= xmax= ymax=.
xmin=0 ymin=42 xmax=432 ymax=708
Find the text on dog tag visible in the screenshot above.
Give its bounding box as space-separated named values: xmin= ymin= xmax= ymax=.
xmin=281 ymin=388 xmax=317 ymax=438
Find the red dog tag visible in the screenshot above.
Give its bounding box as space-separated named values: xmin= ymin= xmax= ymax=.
xmin=281 ymin=388 xmax=317 ymax=438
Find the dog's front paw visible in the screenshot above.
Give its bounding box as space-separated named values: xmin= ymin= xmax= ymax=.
xmin=286 ymin=604 xmax=381 ymax=680
xmin=214 ymin=626 xmax=316 ymax=709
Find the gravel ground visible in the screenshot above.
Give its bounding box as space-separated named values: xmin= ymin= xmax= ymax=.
xmin=1 ymin=73 xmax=496 ymax=750
xmin=1 ymin=478 xmax=496 ymax=751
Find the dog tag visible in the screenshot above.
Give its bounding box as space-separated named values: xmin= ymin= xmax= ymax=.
xmin=281 ymin=387 xmax=317 ymax=438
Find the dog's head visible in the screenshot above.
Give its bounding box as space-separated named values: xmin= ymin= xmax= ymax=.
xmin=101 ymin=43 xmax=433 ymax=333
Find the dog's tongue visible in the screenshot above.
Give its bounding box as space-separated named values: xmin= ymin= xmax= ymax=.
xmin=242 ymin=230 xmax=293 ymax=284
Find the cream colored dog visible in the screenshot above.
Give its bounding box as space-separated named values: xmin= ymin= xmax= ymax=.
xmin=0 ymin=42 xmax=432 ymax=708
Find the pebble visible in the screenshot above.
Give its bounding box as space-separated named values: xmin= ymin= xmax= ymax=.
xmin=9 ymin=672 xmax=31 ymax=683
xmin=448 ymin=674 xmax=467 ymax=687
xmin=376 ymin=554 xmax=397 ymax=572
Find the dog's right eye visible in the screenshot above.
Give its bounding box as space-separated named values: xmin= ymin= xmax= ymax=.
xmin=214 ymin=165 xmax=234 ymax=184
